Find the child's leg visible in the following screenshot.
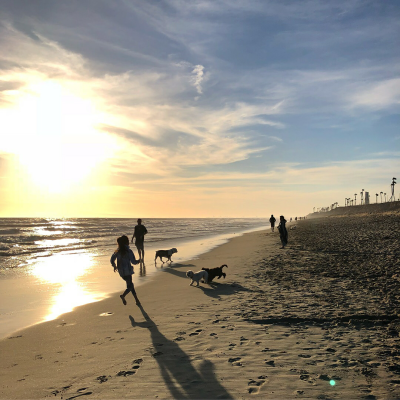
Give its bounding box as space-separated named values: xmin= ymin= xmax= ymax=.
xmin=125 ymin=275 xmax=141 ymax=305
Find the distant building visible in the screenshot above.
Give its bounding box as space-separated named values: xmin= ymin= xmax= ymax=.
xmin=365 ymin=192 xmax=370 ymax=205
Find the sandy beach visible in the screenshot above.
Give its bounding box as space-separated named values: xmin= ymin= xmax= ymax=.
xmin=1 ymin=208 xmax=400 ymax=399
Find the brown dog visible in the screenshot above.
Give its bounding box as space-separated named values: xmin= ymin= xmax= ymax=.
xmin=155 ymin=248 xmax=178 ymax=264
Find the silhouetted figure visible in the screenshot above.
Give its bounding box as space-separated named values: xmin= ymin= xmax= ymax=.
xmin=269 ymin=214 xmax=276 ymax=232
xmin=278 ymin=215 xmax=288 ymax=249
xmin=295 ymin=217 xmax=297 ymax=221
xmin=111 ymin=235 xmax=141 ymax=306
xmin=131 ymin=218 xmax=148 ymax=263
xmin=129 ymin=307 xmax=231 ymax=399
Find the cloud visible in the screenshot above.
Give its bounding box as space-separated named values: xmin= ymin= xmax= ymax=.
xmin=349 ymin=78 xmax=400 ymax=110
xmin=191 ymin=64 xmax=205 ymax=94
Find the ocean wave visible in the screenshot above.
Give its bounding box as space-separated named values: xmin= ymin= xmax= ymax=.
xmin=0 ymin=229 xmax=21 ymax=234
xmin=0 ymin=217 xmax=267 ymax=271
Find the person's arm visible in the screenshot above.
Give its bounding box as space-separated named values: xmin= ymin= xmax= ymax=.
xmin=143 ymin=226 xmax=148 ymax=235
xmin=129 ymin=249 xmax=140 ymax=265
xmin=131 ymin=229 xmax=136 ymax=244
xmin=110 ymin=253 xmax=118 ymax=272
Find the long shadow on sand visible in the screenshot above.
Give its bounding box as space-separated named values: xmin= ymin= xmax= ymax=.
xmin=129 ymin=306 xmax=232 ymax=399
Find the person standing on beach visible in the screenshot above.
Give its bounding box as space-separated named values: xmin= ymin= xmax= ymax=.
xmin=131 ymin=218 xmax=148 ymax=262
xmin=269 ymin=214 xmax=276 ymax=232
xmin=278 ymin=215 xmax=288 ymax=249
xmin=111 ymin=235 xmax=141 ymax=306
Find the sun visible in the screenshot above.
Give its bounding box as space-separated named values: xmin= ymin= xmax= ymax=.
xmin=1 ymin=80 xmax=116 ymax=193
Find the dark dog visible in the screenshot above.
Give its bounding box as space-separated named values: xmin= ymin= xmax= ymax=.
xmin=201 ymin=264 xmax=228 ymax=282
xmin=155 ymin=248 xmax=178 ymax=264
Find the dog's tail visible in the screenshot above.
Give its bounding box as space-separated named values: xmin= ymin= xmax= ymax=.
xmin=221 ymin=264 xmax=228 ymax=269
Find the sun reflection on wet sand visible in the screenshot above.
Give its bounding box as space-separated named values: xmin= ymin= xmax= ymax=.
xmin=28 ymin=252 xmax=104 ymax=321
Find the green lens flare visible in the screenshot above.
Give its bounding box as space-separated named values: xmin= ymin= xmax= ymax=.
xmin=330 ymin=380 xmax=336 ymax=386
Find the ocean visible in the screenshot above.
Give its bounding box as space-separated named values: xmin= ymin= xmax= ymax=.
xmin=0 ymin=218 xmax=268 ymax=338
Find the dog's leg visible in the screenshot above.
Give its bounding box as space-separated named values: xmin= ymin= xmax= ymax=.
xmin=190 ymin=280 xmax=193 ymax=286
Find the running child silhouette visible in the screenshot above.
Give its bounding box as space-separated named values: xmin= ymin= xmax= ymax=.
xmin=111 ymin=235 xmax=141 ymax=306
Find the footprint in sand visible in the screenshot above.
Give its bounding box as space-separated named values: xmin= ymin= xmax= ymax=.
xmin=116 ymin=361 xmax=142 ymax=378
xmin=248 ymin=376 xmax=266 ymax=394
xmin=228 ymin=357 xmax=243 ymax=367
xmin=189 ymin=329 xmax=203 ymax=336
xmin=173 ymin=337 xmax=185 ymax=341
xmin=65 ymin=389 xmax=93 ymax=400
xmin=228 ymin=343 xmax=236 ymax=350
xmin=210 ymin=333 xmax=218 ymax=338
xmin=96 ymin=375 xmax=109 ymax=383
xmin=117 ymin=370 xmax=136 ymax=376
xmin=152 ymin=351 xmax=163 ymax=357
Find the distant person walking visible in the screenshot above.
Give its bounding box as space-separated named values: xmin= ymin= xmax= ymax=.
xmin=131 ymin=219 xmax=148 ymax=262
xmin=269 ymin=214 xmax=276 ymax=232
xmin=278 ymin=215 xmax=288 ymax=249
xmin=111 ymin=235 xmax=141 ymax=306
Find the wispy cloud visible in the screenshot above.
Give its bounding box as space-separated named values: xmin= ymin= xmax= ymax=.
xmin=0 ymin=1 xmax=399 ymax=217
xmin=191 ymin=64 xmax=205 ymax=94
xmin=349 ymin=78 xmax=400 ymax=110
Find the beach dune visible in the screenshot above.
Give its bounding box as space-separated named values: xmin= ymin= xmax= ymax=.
xmin=1 ymin=209 xmax=399 ymax=399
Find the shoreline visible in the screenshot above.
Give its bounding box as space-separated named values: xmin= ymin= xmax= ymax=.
xmin=0 ymin=227 xmax=276 ymax=399
xmin=1 ymin=211 xmax=399 ymax=399
xmin=0 ymin=224 xmax=267 ymax=340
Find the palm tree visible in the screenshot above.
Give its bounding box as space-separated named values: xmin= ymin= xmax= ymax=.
xmin=384 ymin=193 xmax=387 ymax=202
xmin=376 ymin=193 xmax=378 ymax=203
xmin=380 ymin=192 xmax=383 ymax=203
xmin=354 ymin=193 xmax=357 ymax=205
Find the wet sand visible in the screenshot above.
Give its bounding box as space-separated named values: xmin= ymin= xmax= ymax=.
xmin=0 ymin=209 xmax=399 ymax=399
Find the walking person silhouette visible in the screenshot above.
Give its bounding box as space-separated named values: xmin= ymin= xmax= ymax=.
xmin=278 ymin=215 xmax=288 ymax=249
xmin=269 ymin=214 xmax=276 ymax=232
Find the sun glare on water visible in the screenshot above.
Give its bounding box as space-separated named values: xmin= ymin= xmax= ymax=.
xmin=29 ymin=252 xmax=103 ymax=321
xmin=1 ymin=80 xmax=116 ymax=194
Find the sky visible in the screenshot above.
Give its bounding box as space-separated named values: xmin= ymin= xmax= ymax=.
xmin=0 ymin=0 xmax=399 ymax=218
